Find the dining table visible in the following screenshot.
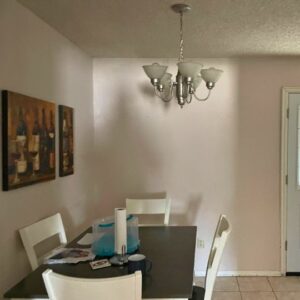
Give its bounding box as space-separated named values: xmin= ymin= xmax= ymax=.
xmin=4 ymin=226 xmax=197 ymax=300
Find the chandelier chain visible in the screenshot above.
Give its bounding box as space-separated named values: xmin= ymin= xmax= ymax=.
xmin=179 ymin=12 xmax=184 ymax=62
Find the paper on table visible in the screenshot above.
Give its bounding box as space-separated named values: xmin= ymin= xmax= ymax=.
xmin=77 ymin=233 xmax=94 ymax=245
xmin=44 ymin=248 xmax=95 ymax=264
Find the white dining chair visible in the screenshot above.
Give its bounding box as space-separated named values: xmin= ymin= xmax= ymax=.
xmin=190 ymin=215 xmax=231 ymax=300
xmin=43 ymin=269 xmax=142 ymax=300
xmin=126 ymin=197 xmax=171 ymax=225
xmin=19 ymin=213 xmax=67 ymax=270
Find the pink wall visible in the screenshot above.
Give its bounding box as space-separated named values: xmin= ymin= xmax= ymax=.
xmin=93 ymin=57 xmax=300 ymax=274
xmin=0 ymin=1 xmax=97 ymax=298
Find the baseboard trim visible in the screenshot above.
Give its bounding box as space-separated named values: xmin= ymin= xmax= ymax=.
xmin=194 ymin=270 xmax=282 ymax=277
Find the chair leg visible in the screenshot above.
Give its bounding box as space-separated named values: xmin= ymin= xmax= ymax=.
xmin=189 ymin=286 xmax=205 ymax=300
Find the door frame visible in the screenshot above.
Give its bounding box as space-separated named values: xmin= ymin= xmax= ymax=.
xmin=281 ymin=87 xmax=300 ymax=275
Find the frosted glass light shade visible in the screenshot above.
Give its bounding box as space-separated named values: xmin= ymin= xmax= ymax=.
xmin=143 ymin=63 xmax=167 ymax=80
xmin=192 ymin=75 xmax=202 ymax=90
xmin=178 ymin=62 xmax=202 ymax=78
xmin=201 ymin=67 xmax=223 ymax=83
xmin=160 ymin=73 xmax=172 ymax=86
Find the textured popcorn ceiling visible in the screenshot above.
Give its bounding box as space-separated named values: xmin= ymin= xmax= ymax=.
xmin=18 ymin=0 xmax=300 ymax=58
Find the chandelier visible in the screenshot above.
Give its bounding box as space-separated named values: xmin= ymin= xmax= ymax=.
xmin=142 ymin=3 xmax=223 ymax=108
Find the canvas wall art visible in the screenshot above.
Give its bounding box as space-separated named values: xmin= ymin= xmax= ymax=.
xmin=2 ymin=91 xmax=56 ymax=191
xmin=59 ymin=105 xmax=74 ymax=177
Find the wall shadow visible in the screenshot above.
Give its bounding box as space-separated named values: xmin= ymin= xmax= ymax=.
xmin=138 ymin=82 xmax=173 ymax=111
xmin=93 ymin=88 xmax=163 ymax=218
xmin=171 ymin=195 xmax=202 ymax=225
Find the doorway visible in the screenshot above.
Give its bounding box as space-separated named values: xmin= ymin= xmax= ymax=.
xmin=281 ymin=87 xmax=300 ymax=275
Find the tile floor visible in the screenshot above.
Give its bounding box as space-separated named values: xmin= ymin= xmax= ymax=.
xmin=194 ymin=276 xmax=300 ymax=300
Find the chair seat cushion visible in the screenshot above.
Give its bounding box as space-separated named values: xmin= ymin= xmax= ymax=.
xmin=189 ymin=285 xmax=205 ymax=300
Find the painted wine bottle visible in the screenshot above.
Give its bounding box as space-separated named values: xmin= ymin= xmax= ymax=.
xmin=48 ymin=110 xmax=55 ymax=170
xmin=40 ymin=108 xmax=49 ymax=173
xmin=31 ymin=108 xmax=40 ymax=173
xmin=68 ymin=111 xmax=73 ymax=168
xmin=62 ymin=111 xmax=69 ymax=171
xmin=16 ymin=107 xmax=28 ymax=174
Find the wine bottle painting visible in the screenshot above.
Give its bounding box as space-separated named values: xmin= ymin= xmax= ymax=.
xmin=59 ymin=105 xmax=74 ymax=177
xmin=2 ymin=91 xmax=56 ymax=190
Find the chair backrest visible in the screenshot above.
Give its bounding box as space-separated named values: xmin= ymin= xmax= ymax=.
xmin=43 ymin=269 xmax=142 ymax=300
xmin=204 ymin=215 xmax=231 ymax=300
xmin=126 ymin=198 xmax=171 ymax=225
xmin=19 ymin=213 xmax=67 ymax=270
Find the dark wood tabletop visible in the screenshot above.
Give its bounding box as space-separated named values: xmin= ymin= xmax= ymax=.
xmin=4 ymin=226 xmax=197 ymax=299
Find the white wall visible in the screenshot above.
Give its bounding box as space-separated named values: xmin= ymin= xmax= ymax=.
xmin=93 ymin=57 xmax=300 ymax=274
xmin=0 ymin=1 xmax=96 ymax=298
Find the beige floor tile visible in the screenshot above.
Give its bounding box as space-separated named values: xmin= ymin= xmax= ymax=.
xmin=268 ymin=277 xmax=300 ymax=291
xmin=241 ymin=292 xmax=276 ymax=300
xmin=212 ymin=291 xmax=242 ymax=300
xmin=237 ymin=277 xmax=272 ymax=292
xmin=214 ymin=277 xmax=239 ymax=291
xmin=275 ymin=292 xmax=300 ymax=300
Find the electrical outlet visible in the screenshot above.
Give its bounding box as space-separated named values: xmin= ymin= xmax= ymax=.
xmin=197 ymin=239 xmax=205 ymax=248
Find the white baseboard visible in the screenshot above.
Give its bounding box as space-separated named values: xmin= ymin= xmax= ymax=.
xmin=194 ymin=270 xmax=282 ymax=277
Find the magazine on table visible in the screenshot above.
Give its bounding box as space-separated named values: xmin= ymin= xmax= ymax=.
xmin=44 ymin=248 xmax=96 ymax=264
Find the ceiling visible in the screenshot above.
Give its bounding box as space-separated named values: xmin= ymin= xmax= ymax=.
xmin=18 ymin=0 xmax=300 ymax=58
